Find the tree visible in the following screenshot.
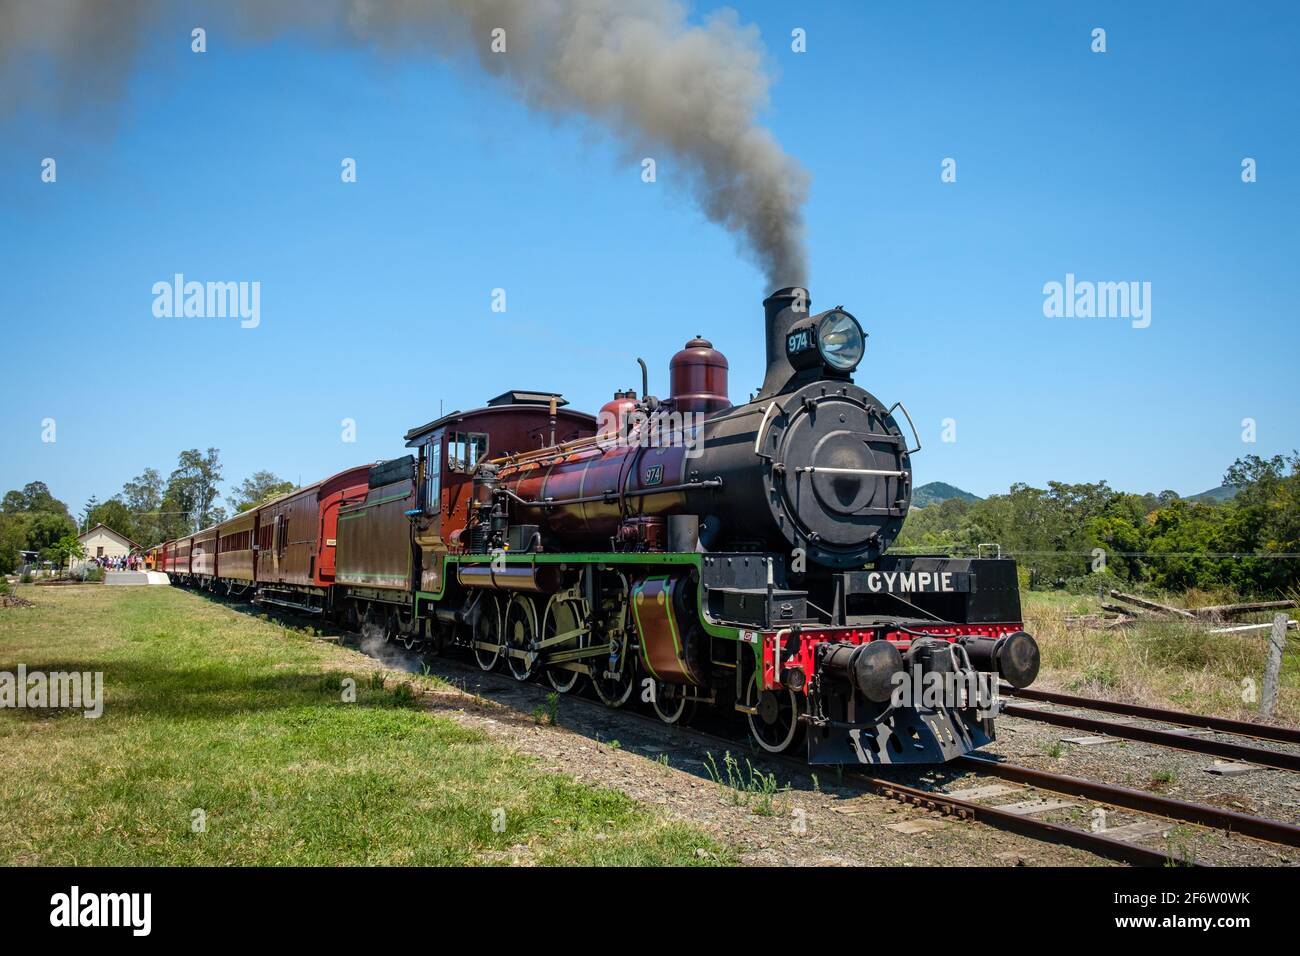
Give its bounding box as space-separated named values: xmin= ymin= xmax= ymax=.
xmin=86 ymin=498 xmax=138 ymax=544
xmin=228 ymin=471 xmax=294 ymax=513
xmin=1142 ymin=500 xmax=1233 ymax=590
xmin=0 ymin=515 xmax=27 ymax=574
xmin=52 ymin=534 xmax=86 ymax=569
xmin=121 ymin=468 xmax=164 ymax=546
xmin=80 ymin=495 xmax=99 ymax=532
xmin=27 ymin=511 xmax=77 ymax=558
xmin=165 ymin=448 xmax=224 ymax=533
xmin=157 ymin=491 xmax=191 ymax=542
xmin=1219 ymin=452 xmax=1300 ymax=593
xmin=0 ymin=481 xmax=76 ymax=571
xmin=2 ymin=481 xmax=73 ymax=522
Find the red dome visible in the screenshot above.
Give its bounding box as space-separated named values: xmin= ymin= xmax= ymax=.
xmin=669 ymin=337 xmax=730 ymax=414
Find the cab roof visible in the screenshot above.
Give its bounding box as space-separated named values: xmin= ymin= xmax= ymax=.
xmin=403 ymin=393 xmax=591 ymax=447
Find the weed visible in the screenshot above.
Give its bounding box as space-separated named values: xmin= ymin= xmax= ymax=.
xmin=704 ymin=751 xmax=784 ymax=814
xmin=1163 ymin=828 xmax=1198 ymax=867
xmin=1150 ymin=768 xmax=1177 ymax=787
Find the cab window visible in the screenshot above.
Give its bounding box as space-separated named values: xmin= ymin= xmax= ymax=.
xmin=448 ymin=432 xmax=488 ymax=473
xmin=423 ymin=431 xmax=443 ymax=512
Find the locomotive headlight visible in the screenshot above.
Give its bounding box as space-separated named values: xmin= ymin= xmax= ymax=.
xmin=785 ymin=307 xmax=867 ymax=375
xmin=817 ymin=309 xmax=865 ymax=371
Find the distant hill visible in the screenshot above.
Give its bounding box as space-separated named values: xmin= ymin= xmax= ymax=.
xmin=912 ymin=481 xmax=982 ymax=508
xmin=1187 ymin=485 xmax=1237 ymax=503
xmin=909 ymin=481 xmax=1234 ymax=508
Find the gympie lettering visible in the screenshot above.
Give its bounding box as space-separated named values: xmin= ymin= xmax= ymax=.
xmin=862 ymin=571 xmax=955 ymax=593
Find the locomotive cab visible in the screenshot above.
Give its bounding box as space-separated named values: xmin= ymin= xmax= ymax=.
xmin=403 ymin=393 xmax=598 ymax=585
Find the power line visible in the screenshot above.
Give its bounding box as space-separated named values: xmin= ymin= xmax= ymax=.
xmin=891 ymin=547 xmax=1300 ymax=559
xmin=1014 ymin=550 xmax=1300 ymax=559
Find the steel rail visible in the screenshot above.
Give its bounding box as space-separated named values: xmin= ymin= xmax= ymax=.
xmin=847 ymin=770 xmax=1185 ymax=866
xmin=1001 ymin=684 xmax=1300 ymax=746
xmin=1000 ymin=703 xmax=1300 ymax=773
xmin=959 ymin=754 xmax=1300 ymax=848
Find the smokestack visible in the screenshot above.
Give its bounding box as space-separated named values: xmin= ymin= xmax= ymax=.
xmin=758 ymin=286 xmax=809 ymax=399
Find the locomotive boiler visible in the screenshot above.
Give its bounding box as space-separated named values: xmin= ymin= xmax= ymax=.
xmin=155 ymin=286 xmax=1040 ymax=766
xmin=491 ymin=288 xmax=911 ymax=569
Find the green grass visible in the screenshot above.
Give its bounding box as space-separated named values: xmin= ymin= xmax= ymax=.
xmin=0 ymin=585 xmax=729 ymax=866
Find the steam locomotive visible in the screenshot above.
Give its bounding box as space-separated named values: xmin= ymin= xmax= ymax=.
xmin=151 ymin=287 xmax=1039 ymax=764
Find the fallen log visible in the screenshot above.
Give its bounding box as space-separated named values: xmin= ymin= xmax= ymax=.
xmin=1190 ymin=599 xmax=1298 ymax=620
xmin=1100 ymin=602 xmax=1157 ymax=618
xmin=1108 ymin=589 xmax=1196 ymax=619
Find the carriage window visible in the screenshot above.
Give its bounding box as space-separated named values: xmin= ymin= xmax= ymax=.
xmin=448 ymin=432 xmax=487 ymax=473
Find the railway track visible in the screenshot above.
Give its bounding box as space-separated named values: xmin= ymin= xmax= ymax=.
xmin=998 ymin=686 xmax=1300 ymax=773
xmin=957 ymin=754 xmax=1300 ymax=848
xmin=1002 ymin=684 xmax=1300 ymax=745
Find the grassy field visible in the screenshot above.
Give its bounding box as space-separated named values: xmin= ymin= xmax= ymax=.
xmin=0 ymin=584 xmax=728 ymax=866
xmin=1023 ymin=591 xmax=1300 ymax=723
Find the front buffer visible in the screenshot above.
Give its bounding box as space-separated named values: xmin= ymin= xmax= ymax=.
xmin=748 ymin=623 xmax=1040 ymax=766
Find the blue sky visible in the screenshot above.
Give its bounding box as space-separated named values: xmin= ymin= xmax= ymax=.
xmin=1 ymin=0 xmax=1296 ymax=519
